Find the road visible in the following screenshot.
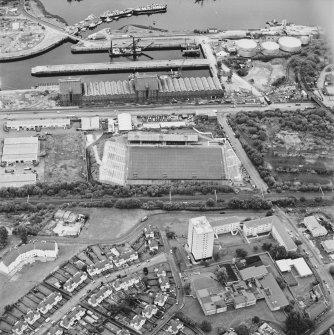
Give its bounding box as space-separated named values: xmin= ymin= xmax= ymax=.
xmin=217 ymin=113 xmax=268 ymax=192
xmin=35 ymin=253 xmax=167 ymax=335
xmin=275 ymin=208 xmax=334 ymax=335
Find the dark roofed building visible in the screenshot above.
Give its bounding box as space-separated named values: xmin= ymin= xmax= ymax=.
xmin=132 ymin=74 xmax=159 ymax=101
xmin=59 ymin=78 xmax=83 ymax=106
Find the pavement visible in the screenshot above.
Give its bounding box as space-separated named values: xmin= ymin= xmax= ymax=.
xmin=217 ymin=113 xmax=268 ymax=192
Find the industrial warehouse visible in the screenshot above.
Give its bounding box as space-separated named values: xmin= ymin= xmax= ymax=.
xmin=59 ymin=74 xmax=223 ymax=105
xmin=1 ymin=137 xmax=39 ymax=164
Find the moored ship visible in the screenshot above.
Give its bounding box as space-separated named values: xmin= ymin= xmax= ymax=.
xmin=133 ymin=4 xmax=167 ymax=15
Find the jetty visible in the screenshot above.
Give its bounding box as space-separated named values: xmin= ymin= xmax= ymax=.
xmin=31 ymin=59 xmax=211 ymax=76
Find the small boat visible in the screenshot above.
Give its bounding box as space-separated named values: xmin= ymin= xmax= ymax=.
xmin=133 ymin=4 xmax=167 ymax=15
xmin=89 ymin=21 xmax=98 ymax=29
xmin=106 ymin=17 xmax=113 ymax=22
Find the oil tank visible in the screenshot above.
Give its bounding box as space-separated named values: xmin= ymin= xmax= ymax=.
xmin=300 ymin=35 xmax=310 ymax=45
xmin=261 ymin=41 xmax=279 ymax=56
xmin=278 ymin=36 xmax=301 ymax=52
xmin=236 ymin=39 xmax=257 ymax=57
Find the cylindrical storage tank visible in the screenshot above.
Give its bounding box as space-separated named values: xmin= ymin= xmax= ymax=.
xmin=261 ymin=41 xmax=279 ymax=56
xmin=184 ymin=78 xmax=193 ymax=91
xmin=166 ymin=77 xmax=175 ymax=92
xmin=196 ymin=77 xmax=204 ymax=91
xmin=236 ymin=39 xmax=257 ymax=57
xmin=190 ymin=77 xmax=199 ymax=91
xmin=99 ymin=81 xmax=106 ymax=96
xmin=300 ymin=35 xmax=310 ymax=45
xmin=178 ymin=78 xmax=187 ymax=91
xmin=278 ymin=36 xmax=301 ymax=52
xmin=207 ymin=77 xmax=216 ymax=90
xmin=201 ymin=77 xmax=210 ymax=91
xmin=105 ymin=81 xmax=112 ymax=95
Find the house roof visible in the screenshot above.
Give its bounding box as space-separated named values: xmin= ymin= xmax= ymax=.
xmin=155 ymin=292 xmax=167 ymax=303
xmin=276 ymin=258 xmax=312 ymax=277
xmin=159 ymin=276 xmax=170 ymax=286
xmin=39 ymin=292 xmax=62 ymax=310
xmin=239 ymin=265 xmax=268 ymax=280
xmin=143 ymin=304 xmax=157 ymax=315
xmin=304 ymin=216 xmax=327 ymax=236
xmin=243 ymin=216 xmax=279 ymax=230
xmin=26 ymin=309 xmax=40 ymax=322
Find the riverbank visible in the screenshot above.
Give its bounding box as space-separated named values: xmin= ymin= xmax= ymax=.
xmin=31 ymin=0 xmax=68 ymax=26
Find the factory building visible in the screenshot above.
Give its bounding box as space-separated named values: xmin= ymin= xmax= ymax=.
xmin=118 ymin=113 xmax=132 ymax=132
xmin=59 ymin=78 xmax=83 ymax=106
xmin=81 ymin=116 xmax=100 ymax=131
xmin=1 ymin=137 xmax=39 ymax=164
xmin=303 ymin=216 xmax=327 ymax=237
xmin=6 ymin=118 xmax=70 ymax=131
xmin=276 ymin=258 xmax=312 ymax=277
xmin=187 ymin=216 xmax=214 ymax=261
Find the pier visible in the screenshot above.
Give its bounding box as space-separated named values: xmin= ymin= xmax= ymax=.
xmin=31 ymin=59 xmax=211 ymax=76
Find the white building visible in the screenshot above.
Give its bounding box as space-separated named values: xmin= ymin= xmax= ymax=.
xmin=38 ymin=292 xmax=62 ymax=314
xmin=0 ymin=241 xmax=58 ymax=275
xmin=81 ymin=116 xmax=100 ymax=130
xmin=26 ymin=309 xmax=41 ymax=325
xmin=60 ymin=306 xmax=85 ymax=329
xmin=1 ymin=137 xmax=39 ymax=163
xmin=243 ymin=217 xmax=274 ymax=237
xmin=6 ymin=118 xmax=70 ymax=131
xmin=112 ymin=274 xmax=140 ymax=291
xmin=148 ymin=239 xmax=159 ymax=252
xmin=154 ymin=292 xmax=168 ymax=306
xmin=142 ymin=304 xmax=158 ymax=319
xmin=88 ymin=285 xmax=113 ymax=307
xmin=12 ymin=320 xmax=28 ymax=335
xmin=210 ymin=216 xmax=241 ymax=236
xmin=159 ymin=276 xmax=170 ymax=291
xmin=271 ymin=221 xmax=297 ymax=252
xmin=187 ymin=216 xmax=214 ymax=261
xmin=113 ymin=250 xmax=138 ymax=267
xmin=87 ymin=259 xmax=113 ymax=276
xmin=130 ymin=315 xmax=146 ymax=331
xmin=276 ymin=258 xmax=312 ymax=277
xmin=118 ymin=113 xmax=132 ymax=132
xmin=303 ymin=216 xmax=327 ymax=237
xmin=64 ymin=271 xmax=87 ymax=293
xmin=322 ymin=240 xmax=334 ymax=253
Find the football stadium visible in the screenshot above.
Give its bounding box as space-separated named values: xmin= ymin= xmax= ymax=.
xmin=126 ymin=146 xmax=227 ymax=184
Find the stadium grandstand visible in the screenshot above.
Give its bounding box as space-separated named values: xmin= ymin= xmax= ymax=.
xmin=127 ymin=132 xmax=198 ymax=145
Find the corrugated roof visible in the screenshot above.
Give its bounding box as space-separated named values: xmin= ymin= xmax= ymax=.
xmin=2 ymin=137 xmax=38 ymax=162
xmin=128 ymin=146 xmax=226 ymax=180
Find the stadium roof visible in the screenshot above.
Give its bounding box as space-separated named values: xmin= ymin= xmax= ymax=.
xmin=2 ymin=137 xmax=38 ymax=162
xmin=128 ymin=132 xmax=198 ymax=143
xmin=127 ymin=146 xmax=226 ymax=180
xmin=81 ymin=117 xmax=99 ymax=130
xmin=257 ymin=273 xmax=289 ymax=310
xmin=239 ymin=265 xmax=268 ymax=280
xmin=0 ymin=173 xmax=36 ymax=188
xmin=243 ymin=216 xmax=280 ymax=230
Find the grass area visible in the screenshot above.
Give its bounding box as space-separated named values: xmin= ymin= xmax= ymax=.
xmin=0 ymin=243 xmax=85 ymax=314
xmin=44 ymin=133 xmax=86 ymax=183
xmin=78 ymin=207 xmax=149 ymax=240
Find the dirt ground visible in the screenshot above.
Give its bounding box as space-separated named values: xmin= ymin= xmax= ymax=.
xmin=245 ymin=60 xmax=286 ymax=92
xmin=44 ymin=131 xmax=86 ymax=183
xmin=0 ymin=242 xmax=85 ymax=314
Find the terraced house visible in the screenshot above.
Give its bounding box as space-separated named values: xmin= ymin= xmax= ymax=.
xmin=0 ymin=241 xmax=58 ymax=275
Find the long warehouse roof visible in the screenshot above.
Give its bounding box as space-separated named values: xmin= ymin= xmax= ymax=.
xmin=128 ymin=132 xmax=198 ymax=142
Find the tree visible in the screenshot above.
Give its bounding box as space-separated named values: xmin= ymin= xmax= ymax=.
xmin=143 ymin=267 xmax=148 ymax=275
xmin=18 ymin=225 xmax=28 ymax=244
xmin=216 ymin=267 xmax=228 ymax=285
xmin=270 ymin=245 xmax=288 ymax=260
xmin=252 ymin=316 xmax=260 ymax=324
xmin=253 ymin=245 xmax=259 ymax=252
xmin=235 ymin=248 xmax=247 ymax=258
xmin=235 ymin=324 xmax=249 ymax=335
xmin=213 ymin=251 xmax=220 ymax=262
xmin=329 ymin=265 xmax=334 ymax=275
xmin=0 ymin=226 xmax=8 ymax=246
xmin=276 ymin=276 xmax=286 ymax=289
xmin=206 ymin=198 xmax=215 ymax=207
xmin=184 ymin=282 xmax=191 ymax=295
xmin=200 ymin=320 xmax=212 ymax=332
xmin=166 ymin=231 xmax=176 ymax=239
xmin=285 ymin=311 xmax=314 ymax=335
